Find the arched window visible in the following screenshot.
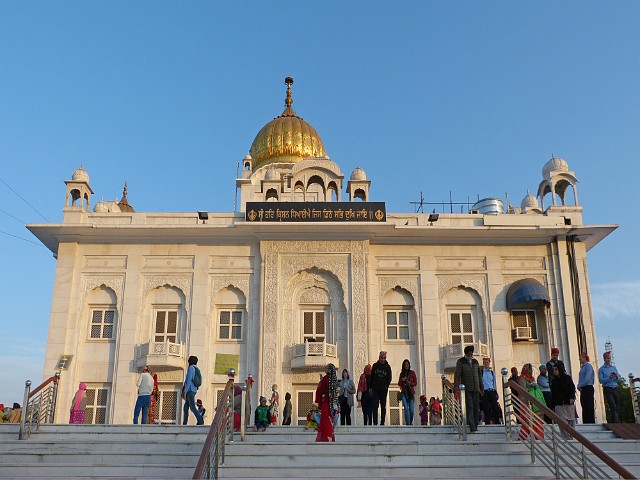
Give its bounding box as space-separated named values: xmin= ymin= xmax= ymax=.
xmin=306 ymin=175 xmax=326 ymax=202
xmin=147 ymin=286 xmax=185 ymax=345
xmin=266 ymin=188 xmax=278 ymax=201
xmin=214 ymin=287 xmax=246 ymax=341
xmin=382 ymin=288 xmax=414 ymax=341
xmin=86 ymin=286 xmax=117 ymax=340
xmin=506 ymin=279 xmax=549 ymax=342
xmin=353 ymin=188 xmax=366 ymax=201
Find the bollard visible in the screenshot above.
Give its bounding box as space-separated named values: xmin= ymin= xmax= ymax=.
xmin=18 ymin=380 xmax=32 ymax=440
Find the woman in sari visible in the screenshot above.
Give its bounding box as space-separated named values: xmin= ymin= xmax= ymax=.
xmin=147 ymin=371 xmax=159 ymax=424
xmin=69 ymin=383 xmax=87 ymax=424
xmin=315 ymin=363 xmax=338 ymax=442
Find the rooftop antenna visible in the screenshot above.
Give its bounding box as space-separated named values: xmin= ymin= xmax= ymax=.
xmin=410 ymin=191 xmax=425 ymax=213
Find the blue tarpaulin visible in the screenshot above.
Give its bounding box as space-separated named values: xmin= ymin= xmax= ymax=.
xmin=506 ymin=279 xmax=550 ymax=309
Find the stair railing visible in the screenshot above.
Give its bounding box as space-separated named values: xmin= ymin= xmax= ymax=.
xmin=193 ymin=369 xmax=235 ymax=480
xmin=240 ymin=374 xmax=253 ymax=441
xmin=19 ymin=372 xmax=61 ymax=440
xmin=500 ymin=368 xmax=635 ymax=479
xmin=629 ymin=373 xmax=639 ymax=423
xmin=441 ymin=375 xmax=467 ymax=441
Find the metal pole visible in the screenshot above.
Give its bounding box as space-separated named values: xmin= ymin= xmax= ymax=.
xmin=581 ymin=444 xmax=588 ymax=478
xmin=440 ymin=375 xmax=447 ymax=425
xmin=460 ymin=384 xmax=467 ymax=441
xmin=528 ymin=403 xmax=535 ymax=463
xmin=501 ymin=368 xmax=512 ymax=441
xmin=552 ymin=424 xmax=559 ymax=477
xmin=18 ymin=380 xmax=32 ymax=440
xmin=240 ymin=383 xmax=247 ymax=441
xmin=50 ymin=372 xmax=61 ymax=423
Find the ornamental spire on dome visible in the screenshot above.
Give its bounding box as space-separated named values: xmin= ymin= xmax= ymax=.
xmin=281 ymin=76 xmax=296 ymax=117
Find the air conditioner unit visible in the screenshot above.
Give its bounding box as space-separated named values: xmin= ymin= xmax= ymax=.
xmin=512 ymin=327 xmax=532 ymax=340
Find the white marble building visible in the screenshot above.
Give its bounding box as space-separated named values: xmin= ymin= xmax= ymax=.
xmin=29 ymin=78 xmax=616 ymax=425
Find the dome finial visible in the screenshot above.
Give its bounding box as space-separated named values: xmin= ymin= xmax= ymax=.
xmin=282 ymin=76 xmax=295 ymax=116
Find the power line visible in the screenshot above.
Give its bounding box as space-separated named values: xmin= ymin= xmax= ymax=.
xmin=0 ymin=176 xmax=49 ymax=222
xmin=0 ymin=229 xmax=48 ymax=248
xmin=0 ymin=208 xmax=25 ymax=224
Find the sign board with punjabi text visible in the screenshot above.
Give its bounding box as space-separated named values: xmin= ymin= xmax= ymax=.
xmin=245 ymin=202 xmax=386 ymax=223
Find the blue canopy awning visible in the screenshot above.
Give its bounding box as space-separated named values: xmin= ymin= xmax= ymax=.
xmin=506 ymin=279 xmax=550 ymax=310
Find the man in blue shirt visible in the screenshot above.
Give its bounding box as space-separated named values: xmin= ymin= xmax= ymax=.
xmin=597 ymin=351 xmax=620 ymax=423
xmin=480 ymin=357 xmax=499 ymax=425
xmin=183 ymin=355 xmax=204 ymax=425
xmin=577 ymin=353 xmax=595 ymax=423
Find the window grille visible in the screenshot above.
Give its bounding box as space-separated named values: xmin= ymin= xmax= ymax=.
xmin=152 ymin=388 xmax=179 ymax=424
xmin=84 ymin=386 xmax=109 ymax=424
xmin=385 ymin=310 xmax=410 ymax=340
xmin=219 ymin=310 xmax=243 ymax=340
xmin=302 ymin=311 xmax=325 ymax=342
xmin=296 ymin=391 xmax=315 ymax=426
xmin=389 ymin=388 xmax=402 ymax=425
xmin=511 ymin=310 xmax=538 ymax=340
xmin=89 ymin=308 xmax=115 ymax=339
xmin=450 ymin=311 xmax=474 ymax=345
xmin=154 ymin=309 xmax=178 ymax=343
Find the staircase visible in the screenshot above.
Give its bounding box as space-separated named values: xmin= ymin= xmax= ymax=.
xmin=1 ymin=423 xmax=639 ymax=479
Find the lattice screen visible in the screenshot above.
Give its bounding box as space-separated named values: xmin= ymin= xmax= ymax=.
xmin=296 ymin=391 xmax=314 ymax=426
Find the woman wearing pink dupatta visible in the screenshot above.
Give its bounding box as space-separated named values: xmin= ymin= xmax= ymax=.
xmin=69 ymin=383 xmax=87 ymax=424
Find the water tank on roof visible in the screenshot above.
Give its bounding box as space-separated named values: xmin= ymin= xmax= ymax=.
xmin=472 ymin=198 xmax=504 ymax=215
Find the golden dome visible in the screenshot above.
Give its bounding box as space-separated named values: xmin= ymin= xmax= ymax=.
xmin=249 ymin=77 xmax=326 ymax=171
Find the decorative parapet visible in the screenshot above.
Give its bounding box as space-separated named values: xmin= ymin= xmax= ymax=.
xmin=291 ymin=341 xmax=339 ymax=370
xmin=136 ymin=341 xmax=185 ymax=370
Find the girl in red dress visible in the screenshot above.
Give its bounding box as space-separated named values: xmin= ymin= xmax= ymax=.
xmin=315 ymin=363 xmax=338 ymax=442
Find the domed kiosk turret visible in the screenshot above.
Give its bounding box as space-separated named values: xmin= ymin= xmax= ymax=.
xmin=64 ymin=164 xmax=94 ymax=211
xmin=347 ymin=166 xmax=370 ymax=201
xmin=521 ymin=191 xmax=541 ymax=214
xmin=536 ymin=156 xmax=579 ymax=210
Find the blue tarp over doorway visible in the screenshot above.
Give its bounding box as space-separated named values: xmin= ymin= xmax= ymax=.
xmin=506 ymin=279 xmax=550 ymax=309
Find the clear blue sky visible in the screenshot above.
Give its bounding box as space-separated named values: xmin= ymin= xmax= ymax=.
xmin=1 ymin=2 xmax=639 ymax=404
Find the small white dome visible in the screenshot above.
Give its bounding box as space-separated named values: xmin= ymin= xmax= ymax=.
xmin=264 ymin=167 xmax=279 ymax=181
xmin=521 ymin=192 xmax=539 ymax=210
xmin=93 ymin=201 xmax=108 ymax=213
xmin=542 ymin=156 xmax=569 ymax=177
xmin=350 ymin=166 xmax=367 ymax=181
xmin=72 ymin=165 xmax=90 ymax=183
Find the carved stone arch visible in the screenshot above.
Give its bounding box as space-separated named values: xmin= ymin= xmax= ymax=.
xmin=82 ymin=275 xmax=124 ymax=304
xmin=282 ymin=268 xmax=348 ymax=392
xmin=209 ymin=275 xmax=250 ymax=313
xmin=379 ymin=276 xmax=419 ymax=302
xmin=438 ymin=276 xmax=489 ymax=345
xmin=142 ymin=275 xmax=192 ymax=320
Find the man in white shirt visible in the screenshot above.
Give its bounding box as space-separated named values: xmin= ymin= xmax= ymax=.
xmin=133 ymin=366 xmax=155 ymax=424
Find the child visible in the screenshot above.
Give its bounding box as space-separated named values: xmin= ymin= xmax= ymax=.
xmin=196 ymin=398 xmax=206 ymax=420
xmin=429 ymin=397 xmax=442 ymax=425
xmin=305 ymin=403 xmax=319 ymax=431
xmin=418 ymin=395 xmax=429 ymax=426
xmin=254 ymin=396 xmax=270 ymax=432
xmin=282 ymin=392 xmax=292 ymax=425
xmin=269 ymin=384 xmax=279 ymax=425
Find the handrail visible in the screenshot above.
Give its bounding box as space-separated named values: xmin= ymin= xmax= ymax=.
xmin=441 ymin=375 xmax=467 ymax=441
xmin=19 ymin=372 xmax=61 ymax=440
xmin=501 ymin=370 xmax=635 ymax=479
xmin=193 ymin=371 xmax=235 ymax=480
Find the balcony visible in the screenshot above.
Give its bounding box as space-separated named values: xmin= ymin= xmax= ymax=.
xmin=136 ymin=341 xmax=185 ymax=371
xmin=442 ymin=342 xmax=489 ymax=371
xmin=291 ymin=341 xmax=339 ymax=371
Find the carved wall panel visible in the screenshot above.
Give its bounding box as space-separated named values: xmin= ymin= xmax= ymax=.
xmin=379 ymin=276 xmax=419 ymax=301
xmin=142 ymin=274 xmax=193 ymax=319
xmin=260 ymin=241 xmax=369 ymax=403
xmin=83 ymin=256 xmax=127 ymax=269
xmin=82 ymin=275 xmax=125 ymax=303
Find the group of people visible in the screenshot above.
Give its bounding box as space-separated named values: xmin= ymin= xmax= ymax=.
xmin=0 ymin=403 xmax=22 ymax=423
xmin=253 ymin=384 xmax=283 ymax=431
xmin=456 ymin=345 xmax=624 ymax=438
